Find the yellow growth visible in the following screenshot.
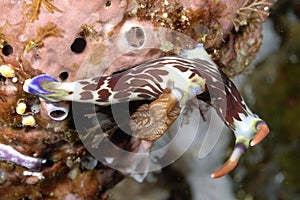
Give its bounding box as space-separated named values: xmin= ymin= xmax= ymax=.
xmin=16 ymin=102 xmax=27 ymax=115
xmin=0 ymin=64 xmax=15 ymax=78
xmin=22 ymin=115 xmax=36 ymax=126
xmin=0 ymin=34 xmax=7 ymax=63
xmin=28 ymin=0 xmax=60 ymax=22
xmin=24 ymin=22 xmax=62 ymax=54
xmin=80 ymin=24 xmax=99 ymax=40
xmin=0 ymin=34 xmax=6 ymax=48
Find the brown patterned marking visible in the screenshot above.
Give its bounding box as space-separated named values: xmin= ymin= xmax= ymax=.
xmin=189 ymin=72 xmax=197 ymax=79
xmin=144 ymin=69 xmax=169 ymax=82
xmin=130 ymin=79 xmax=148 ymax=87
xmin=119 ymin=73 xmax=162 ymax=94
xmin=133 ymin=88 xmax=160 ymax=98
xmin=162 ymin=61 xmax=193 ymax=68
xmin=119 ymin=81 xmax=162 ymax=97
xmin=91 ymin=76 xmax=102 ymax=82
xmin=97 ymin=89 xmax=111 ymax=101
xmin=191 ymin=58 xmax=248 ymax=129
xmin=113 ymin=91 xmax=131 ymax=99
xmin=82 ymin=83 xmax=98 ymax=91
xmin=134 ymin=74 xmax=162 ymax=88
xmin=171 ymin=64 xmax=190 ymax=72
xmin=129 ymin=65 xmax=149 ymax=75
xmin=130 ymin=63 xmax=166 ymax=75
xmin=106 ymin=63 xmax=169 ymax=93
xmin=152 ymin=57 xmax=193 ymax=66
xmin=193 ymin=58 xmax=215 ymax=68
xmin=78 ymin=81 xmax=91 ymax=85
xmin=111 ymin=80 xmax=131 ymax=91
xmin=107 ymin=73 xmax=129 ymax=91
xmin=167 ymin=57 xmax=194 ymax=65
xmin=137 ymin=94 xmax=152 ymax=99
xmin=95 ymin=77 xmax=108 ymax=90
xmin=80 ymin=91 xmax=93 ymax=100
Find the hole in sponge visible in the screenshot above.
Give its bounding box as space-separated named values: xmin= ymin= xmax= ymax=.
xmin=125 ymin=26 xmax=145 ymax=48
xmin=2 ymin=44 xmax=13 ymax=56
xmin=70 ymin=37 xmax=87 ymax=53
xmin=59 ymin=71 xmax=69 ymax=81
xmin=105 ymin=1 xmax=111 ymax=7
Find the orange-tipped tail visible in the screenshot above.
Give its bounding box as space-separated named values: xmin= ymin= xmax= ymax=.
xmin=211 ymin=159 xmax=239 ymax=178
xmin=211 ymin=143 xmax=247 ymax=178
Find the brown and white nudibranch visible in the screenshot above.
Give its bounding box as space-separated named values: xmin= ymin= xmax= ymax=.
xmin=23 ymin=44 xmax=270 ymax=178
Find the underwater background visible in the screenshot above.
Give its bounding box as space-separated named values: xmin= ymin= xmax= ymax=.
xmin=236 ymin=0 xmax=300 ymax=199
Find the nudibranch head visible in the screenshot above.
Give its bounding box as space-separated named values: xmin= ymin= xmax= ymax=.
xmin=23 ymin=74 xmax=58 ymax=96
xmin=234 ymin=114 xmax=270 ymax=147
xmin=23 ymin=74 xmax=70 ymax=103
xmin=211 ymin=114 xmax=270 ymax=178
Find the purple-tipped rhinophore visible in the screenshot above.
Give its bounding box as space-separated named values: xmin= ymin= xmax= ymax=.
xmin=0 ymin=143 xmax=44 ymax=171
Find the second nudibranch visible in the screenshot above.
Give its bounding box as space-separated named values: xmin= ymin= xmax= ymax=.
xmin=23 ymin=44 xmax=270 ymax=178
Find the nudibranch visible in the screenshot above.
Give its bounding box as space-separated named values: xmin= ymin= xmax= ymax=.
xmin=23 ymin=44 xmax=269 ymax=178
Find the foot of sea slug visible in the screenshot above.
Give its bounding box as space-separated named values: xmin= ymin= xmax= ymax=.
xmin=210 ymin=142 xmax=247 ymax=178
xmin=129 ymin=88 xmax=181 ymax=142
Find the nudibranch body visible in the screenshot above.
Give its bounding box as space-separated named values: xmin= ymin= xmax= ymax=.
xmin=24 ymin=57 xmax=206 ymax=108
xmin=23 ymin=44 xmax=269 ymax=178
